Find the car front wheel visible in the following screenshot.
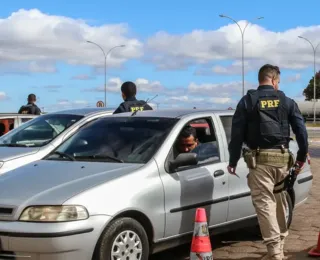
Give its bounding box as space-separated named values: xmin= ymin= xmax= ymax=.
xmin=95 ymin=217 xmax=149 ymax=260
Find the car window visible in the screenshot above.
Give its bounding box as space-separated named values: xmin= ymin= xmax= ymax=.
xmin=220 ymin=115 xmax=246 ymax=157
xmin=220 ymin=115 xmax=232 ymax=144
xmin=171 ymin=117 xmax=221 ymax=169
xmin=0 ymin=114 xmax=83 ymax=147
xmin=45 ymin=117 xmax=179 ymax=164
xmin=21 ymin=118 xmax=34 ymax=124
xmin=0 ymin=118 xmax=15 ymax=137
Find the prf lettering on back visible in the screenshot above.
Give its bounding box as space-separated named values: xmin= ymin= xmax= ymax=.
xmin=130 ymin=107 xmax=144 ymax=112
xmin=260 ymin=99 xmax=280 ymax=109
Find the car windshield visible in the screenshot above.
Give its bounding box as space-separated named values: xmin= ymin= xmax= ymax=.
xmin=0 ymin=114 xmax=83 ymax=147
xmin=45 ymin=116 xmax=179 ymax=164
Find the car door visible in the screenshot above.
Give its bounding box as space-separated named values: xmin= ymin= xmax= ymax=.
xmin=218 ymin=114 xmax=256 ymax=221
xmin=159 ymin=115 xmax=229 ymax=237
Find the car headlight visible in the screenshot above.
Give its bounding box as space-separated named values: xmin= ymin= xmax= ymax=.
xmin=19 ymin=205 xmax=89 ymax=222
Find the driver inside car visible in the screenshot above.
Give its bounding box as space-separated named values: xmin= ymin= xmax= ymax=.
xmin=176 ymin=125 xmax=199 ymax=153
xmin=175 ymin=125 xmax=219 ymax=164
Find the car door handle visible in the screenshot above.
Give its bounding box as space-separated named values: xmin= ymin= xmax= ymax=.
xmin=214 ymin=170 xmax=225 ymax=177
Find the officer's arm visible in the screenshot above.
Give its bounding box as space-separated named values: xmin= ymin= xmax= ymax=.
xmin=288 ymin=99 xmax=308 ymax=162
xmin=228 ymin=98 xmax=247 ymax=167
xmin=113 ymin=104 xmax=125 ymax=114
xmin=18 ymin=106 xmax=23 ymax=114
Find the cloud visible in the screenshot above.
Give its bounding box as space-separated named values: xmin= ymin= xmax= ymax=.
xmin=284 ymin=73 xmax=302 ymax=83
xmin=44 ymin=99 xmax=90 ymax=112
xmin=71 ymin=74 xmax=95 ymax=80
xmin=85 ymin=77 xmax=165 ymax=93
xmin=161 ymin=95 xmax=237 ymax=109
xmin=0 ymin=9 xmax=143 ymax=73
xmin=187 ymin=81 xmax=256 ymax=97
xmin=83 ymin=76 xmax=252 ymax=109
xmin=146 ymin=21 xmax=320 ymax=71
xmin=195 ymin=60 xmax=262 ymax=76
xmin=42 ymin=85 xmax=62 ymax=92
xmin=0 ymin=61 xmax=57 ymax=74
xmin=0 ymin=92 xmax=9 ymax=101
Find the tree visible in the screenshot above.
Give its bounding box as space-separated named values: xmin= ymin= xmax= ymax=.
xmin=303 ymin=70 xmax=320 ymax=101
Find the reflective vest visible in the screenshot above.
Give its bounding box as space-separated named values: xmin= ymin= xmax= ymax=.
xmin=245 ymin=89 xmax=290 ymax=149
xmin=125 ymin=100 xmax=153 ymax=113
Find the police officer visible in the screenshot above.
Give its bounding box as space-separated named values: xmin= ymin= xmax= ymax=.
xmin=18 ymin=94 xmax=41 ymax=115
xmin=113 ymin=81 xmax=153 ymax=114
xmin=227 ymin=64 xmax=308 ymax=260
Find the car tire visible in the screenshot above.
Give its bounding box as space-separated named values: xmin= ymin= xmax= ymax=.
xmin=285 ymin=191 xmax=293 ymax=229
xmin=95 ymin=217 xmax=149 ymax=260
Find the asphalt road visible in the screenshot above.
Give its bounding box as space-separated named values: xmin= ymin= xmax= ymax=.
xmin=150 ymin=143 xmax=320 ymax=260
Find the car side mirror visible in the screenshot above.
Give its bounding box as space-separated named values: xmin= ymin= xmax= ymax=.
xmin=169 ymin=153 xmax=198 ymax=172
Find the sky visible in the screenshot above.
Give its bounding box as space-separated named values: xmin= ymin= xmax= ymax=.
xmin=0 ymin=0 xmax=320 ymax=112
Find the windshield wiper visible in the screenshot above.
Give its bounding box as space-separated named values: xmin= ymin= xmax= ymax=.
xmin=0 ymin=143 xmax=28 ymax=147
xmin=51 ymin=151 xmax=76 ymax=161
xmin=75 ymin=154 xmax=124 ymax=163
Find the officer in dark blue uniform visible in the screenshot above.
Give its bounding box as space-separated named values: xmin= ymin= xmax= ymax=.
xmin=18 ymin=94 xmax=41 ymax=115
xmin=227 ymin=64 xmax=308 ymax=260
xmin=113 ymin=81 xmax=153 ymax=114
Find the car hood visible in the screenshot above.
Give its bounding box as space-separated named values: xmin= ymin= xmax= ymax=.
xmin=0 ymin=160 xmax=143 ymax=210
xmin=0 ymin=147 xmax=40 ymax=161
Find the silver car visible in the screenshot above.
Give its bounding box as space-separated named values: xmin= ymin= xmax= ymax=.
xmin=0 ymin=108 xmax=113 ymax=174
xmin=0 ymin=109 xmax=313 ymax=260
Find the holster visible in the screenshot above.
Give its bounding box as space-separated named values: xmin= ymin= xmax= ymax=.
xmin=242 ymin=147 xmax=257 ymax=169
xmin=273 ymin=149 xmax=296 ymax=194
xmin=287 ymin=150 xmax=295 ymax=170
xmin=273 ymin=167 xmax=297 ymax=193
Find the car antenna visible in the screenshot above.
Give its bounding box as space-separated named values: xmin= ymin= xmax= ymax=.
xmin=131 ymin=94 xmax=158 ymax=116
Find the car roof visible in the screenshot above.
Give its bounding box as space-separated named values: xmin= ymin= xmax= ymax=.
xmin=0 ymin=113 xmax=39 ymax=117
xmin=46 ymin=107 xmax=116 ymax=117
xmin=106 ymin=108 xmax=235 ymax=119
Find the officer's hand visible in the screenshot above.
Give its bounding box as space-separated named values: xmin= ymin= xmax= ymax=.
xmin=294 ymin=161 xmax=304 ymax=174
xmin=227 ymin=165 xmax=236 ymax=174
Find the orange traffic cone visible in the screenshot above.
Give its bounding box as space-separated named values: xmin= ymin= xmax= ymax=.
xmin=308 ymin=231 xmax=320 ymax=257
xmin=190 ymin=208 xmax=213 ymax=259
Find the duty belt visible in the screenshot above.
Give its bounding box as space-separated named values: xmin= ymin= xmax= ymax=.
xmin=255 ymin=151 xmax=291 ymax=164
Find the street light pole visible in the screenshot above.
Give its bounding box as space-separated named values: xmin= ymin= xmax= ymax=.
xmin=298 ymin=36 xmax=320 ymax=124
xmin=86 ymin=41 xmax=125 ymax=106
xmin=219 ymin=15 xmax=264 ymax=96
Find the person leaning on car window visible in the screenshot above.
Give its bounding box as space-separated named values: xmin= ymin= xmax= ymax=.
xmin=227 ymin=64 xmax=308 ymax=260
xmin=113 ymin=81 xmax=153 ymax=114
xmin=18 ymin=94 xmax=41 ymax=115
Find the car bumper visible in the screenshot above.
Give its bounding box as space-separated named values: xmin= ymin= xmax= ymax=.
xmin=0 ymin=215 xmax=111 ymax=260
